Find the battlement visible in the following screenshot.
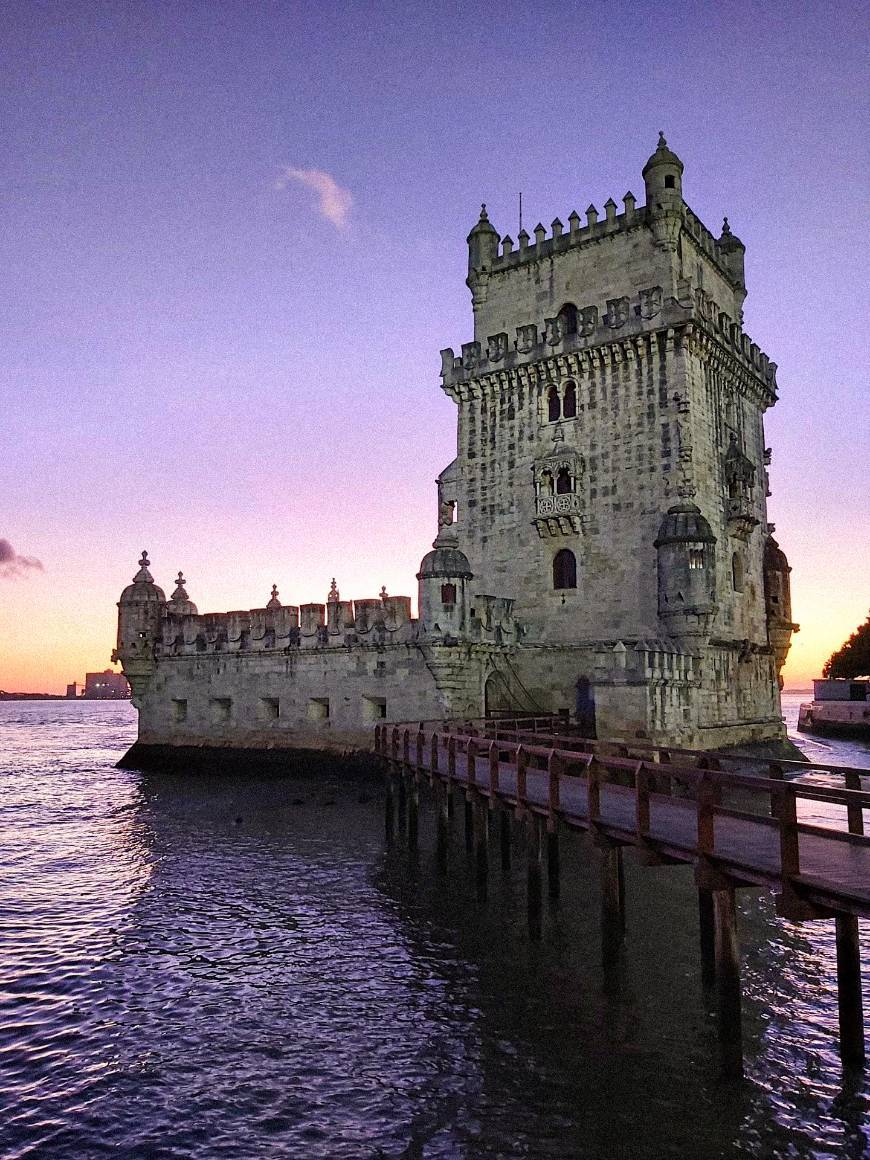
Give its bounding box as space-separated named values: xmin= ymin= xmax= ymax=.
xmin=159 ymin=592 xmax=417 ymax=656
xmin=440 ymin=279 xmax=776 ymax=395
xmin=472 ymin=195 xmax=743 ymax=294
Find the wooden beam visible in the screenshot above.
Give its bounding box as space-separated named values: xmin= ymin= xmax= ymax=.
xmin=835 ymin=912 xmax=866 ymax=1068
xmin=713 ymin=886 xmax=743 ymax=1078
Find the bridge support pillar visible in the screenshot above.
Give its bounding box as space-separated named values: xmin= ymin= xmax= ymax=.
xmin=600 ymin=843 xmax=626 ymax=937
xmin=407 ymin=775 xmax=419 ymax=848
xmin=385 ymin=774 xmax=396 ymax=845
xmin=527 ymin=815 xmax=544 ymax=940
xmin=499 ymin=807 xmax=512 ymax=871
xmin=713 ymin=886 xmax=743 ymax=1078
xmin=547 ymin=826 xmax=560 ymax=900
xmin=698 ymin=888 xmax=716 ymax=988
xmin=396 ymin=774 xmax=407 ymax=829
xmin=474 ymin=798 xmax=489 ymax=900
xmin=435 ymin=780 xmax=449 ymax=869
xmin=835 ymin=912 xmax=866 ymax=1069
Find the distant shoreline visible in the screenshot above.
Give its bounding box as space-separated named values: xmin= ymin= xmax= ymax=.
xmin=0 ymin=693 xmax=131 ymax=702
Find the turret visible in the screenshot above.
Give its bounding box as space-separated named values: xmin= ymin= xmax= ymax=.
xmin=466 ymin=204 xmax=499 ymax=282
xmin=763 ymin=531 xmax=799 ymax=684
xmin=717 ymin=216 xmax=747 ymax=307
xmin=417 ymin=544 xmax=474 ymax=638
xmin=114 ymin=551 xmax=166 ymax=700
xmin=642 ymin=132 xmax=684 ymax=251
xmin=654 ymin=504 xmax=717 ymax=639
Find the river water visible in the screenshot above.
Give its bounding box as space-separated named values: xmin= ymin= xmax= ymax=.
xmin=0 ymin=694 xmax=867 ymax=1159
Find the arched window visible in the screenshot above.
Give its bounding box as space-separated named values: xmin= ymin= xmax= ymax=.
xmin=440 ymin=583 xmax=456 ymax=605
xmin=562 ymin=381 xmax=577 ymax=419
xmin=547 ymin=386 xmax=560 ymax=423
xmin=557 ymin=302 xmax=578 ymax=337
xmin=553 ymin=549 xmax=577 ymax=590
xmin=732 ymin=552 xmax=744 ymax=592
xmin=541 ymin=470 xmax=554 ymax=496
xmin=556 ymin=467 xmax=572 ymax=494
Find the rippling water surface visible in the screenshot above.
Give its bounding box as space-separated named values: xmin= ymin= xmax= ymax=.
xmin=0 ymin=696 xmax=868 ymax=1159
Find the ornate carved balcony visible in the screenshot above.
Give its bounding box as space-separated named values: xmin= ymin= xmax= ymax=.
xmin=533 ymin=492 xmax=582 ymax=537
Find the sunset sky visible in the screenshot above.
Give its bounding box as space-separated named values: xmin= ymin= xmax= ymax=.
xmin=2 ymin=1 xmax=867 ymax=694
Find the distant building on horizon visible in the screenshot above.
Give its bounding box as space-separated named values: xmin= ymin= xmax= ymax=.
xmin=66 ymin=683 xmax=78 ymax=698
xmin=84 ymin=669 xmax=130 ymax=700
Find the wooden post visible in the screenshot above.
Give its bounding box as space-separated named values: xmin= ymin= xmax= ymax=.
xmin=845 ymin=771 xmax=865 ymax=836
xmin=402 ymin=729 xmax=410 ymax=769
xmin=547 ymin=827 xmax=560 ymax=900
xmin=587 ymin=757 xmax=601 ymax=826
xmin=431 ymin=732 xmax=439 ymax=775
xmin=407 ymin=775 xmax=419 ymax=847
xmin=698 ymin=888 xmax=716 ymax=988
xmin=516 ymin=745 xmax=528 ymax=816
xmin=474 ymin=796 xmax=489 ymax=900
xmin=499 ymin=806 xmax=512 ymax=871
xmin=435 ymin=778 xmax=449 ymax=869
xmin=713 ymin=885 xmax=743 ymax=1078
xmin=489 ymin=741 xmax=500 ymax=796
xmin=527 ymin=814 xmax=543 ymax=940
xmin=384 ymin=772 xmax=395 ymax=844
xmin=835 ymin=912 xmax=866 ymax=1068
xmin=396 ymin=770 xmax=407 ymax=827
xmin=467 ymin=738 xmax=477 ymax=789
xmin=600 ymin=844 xmax=625 ymax=936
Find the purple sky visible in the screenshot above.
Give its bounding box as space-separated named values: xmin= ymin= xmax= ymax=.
xmin=2 ymin=0 xmax=868 ymax=690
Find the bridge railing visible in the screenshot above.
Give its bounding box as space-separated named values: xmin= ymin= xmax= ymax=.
xmin=374 ymin=723 xmax=870 ymax=912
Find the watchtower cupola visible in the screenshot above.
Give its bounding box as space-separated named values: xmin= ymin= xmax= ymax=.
xmin=114 ymin=550 xmax=166 ymax=698
xmin=654 ymin=504 xmax=717 ymax=640
xmin=417 ymin=543 xmax=474 ymax=638
xmin=466 ymin=203 xmax=500 ymax=278
xmin=642 ymin=131 xmax=684 ymax=205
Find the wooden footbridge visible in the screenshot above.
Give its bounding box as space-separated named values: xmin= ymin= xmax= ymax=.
xmin=374 ymin=717 xmax=869 ymax=1077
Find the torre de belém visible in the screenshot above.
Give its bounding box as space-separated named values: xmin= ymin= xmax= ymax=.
xmin=114 ymin=136 xmax=798 ymax=761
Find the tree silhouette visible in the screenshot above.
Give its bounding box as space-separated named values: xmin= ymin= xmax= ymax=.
xmin=822 ymin=611 xmax=870 ymax=679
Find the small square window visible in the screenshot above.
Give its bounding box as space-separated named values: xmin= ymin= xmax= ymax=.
xmin=210 ymin=697 xmax=232 ymax=723
xmin=308 ymin=697 xmax=329 ymax=721
xmin=362 ymin=695 xmax=387 ymax=721
xmin=261 ymin=697 xmax=279 ymax=721
xmin=172 ymin=698 xmax=187 ymax=723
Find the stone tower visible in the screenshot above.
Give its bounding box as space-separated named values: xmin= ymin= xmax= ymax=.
xmin=437 ymin=135 xmax=796 ymax=745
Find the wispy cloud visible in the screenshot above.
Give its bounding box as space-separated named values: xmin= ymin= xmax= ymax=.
xmin=274 ymin=166 xmax=353 ymax=230
xmin=0 ymin=538 xmax=44 ymax=579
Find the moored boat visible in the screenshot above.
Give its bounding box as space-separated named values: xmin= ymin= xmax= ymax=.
xmin=797 ymin=678 xmax=870 ymax=739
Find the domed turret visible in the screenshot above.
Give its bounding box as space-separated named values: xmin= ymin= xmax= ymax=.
xmin=168 ymin=571 xmax=198 ymax=617
xmin=467 ymin=203 xmax=500 ymax=277
xmin=115 ymin=551 xmax=166 ymax=697
xmin=643 ymin=133 xmax=684 ymax=251
xmin=417 ymin=544 xmax=473 ymax=637
xmin=642 ymin=131 xmax=684 ymax=202
xmin=266 ymin=584 xmax=281 ymax=610
xmin=717 ymin=216 xmax=746 ymax=291
xmin=654 ymin=504 xmax=717 ymax=639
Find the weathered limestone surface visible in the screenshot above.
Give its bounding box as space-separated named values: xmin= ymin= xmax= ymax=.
xmin=114 ymin=136 xmax=797 ymax=760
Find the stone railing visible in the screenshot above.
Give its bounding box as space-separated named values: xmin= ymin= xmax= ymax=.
xmin=536 ymin=493 xmax=581 ymax=518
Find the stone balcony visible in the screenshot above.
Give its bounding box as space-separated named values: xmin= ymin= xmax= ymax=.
xmin=533 ymin=492 xmax=582 ymax=538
